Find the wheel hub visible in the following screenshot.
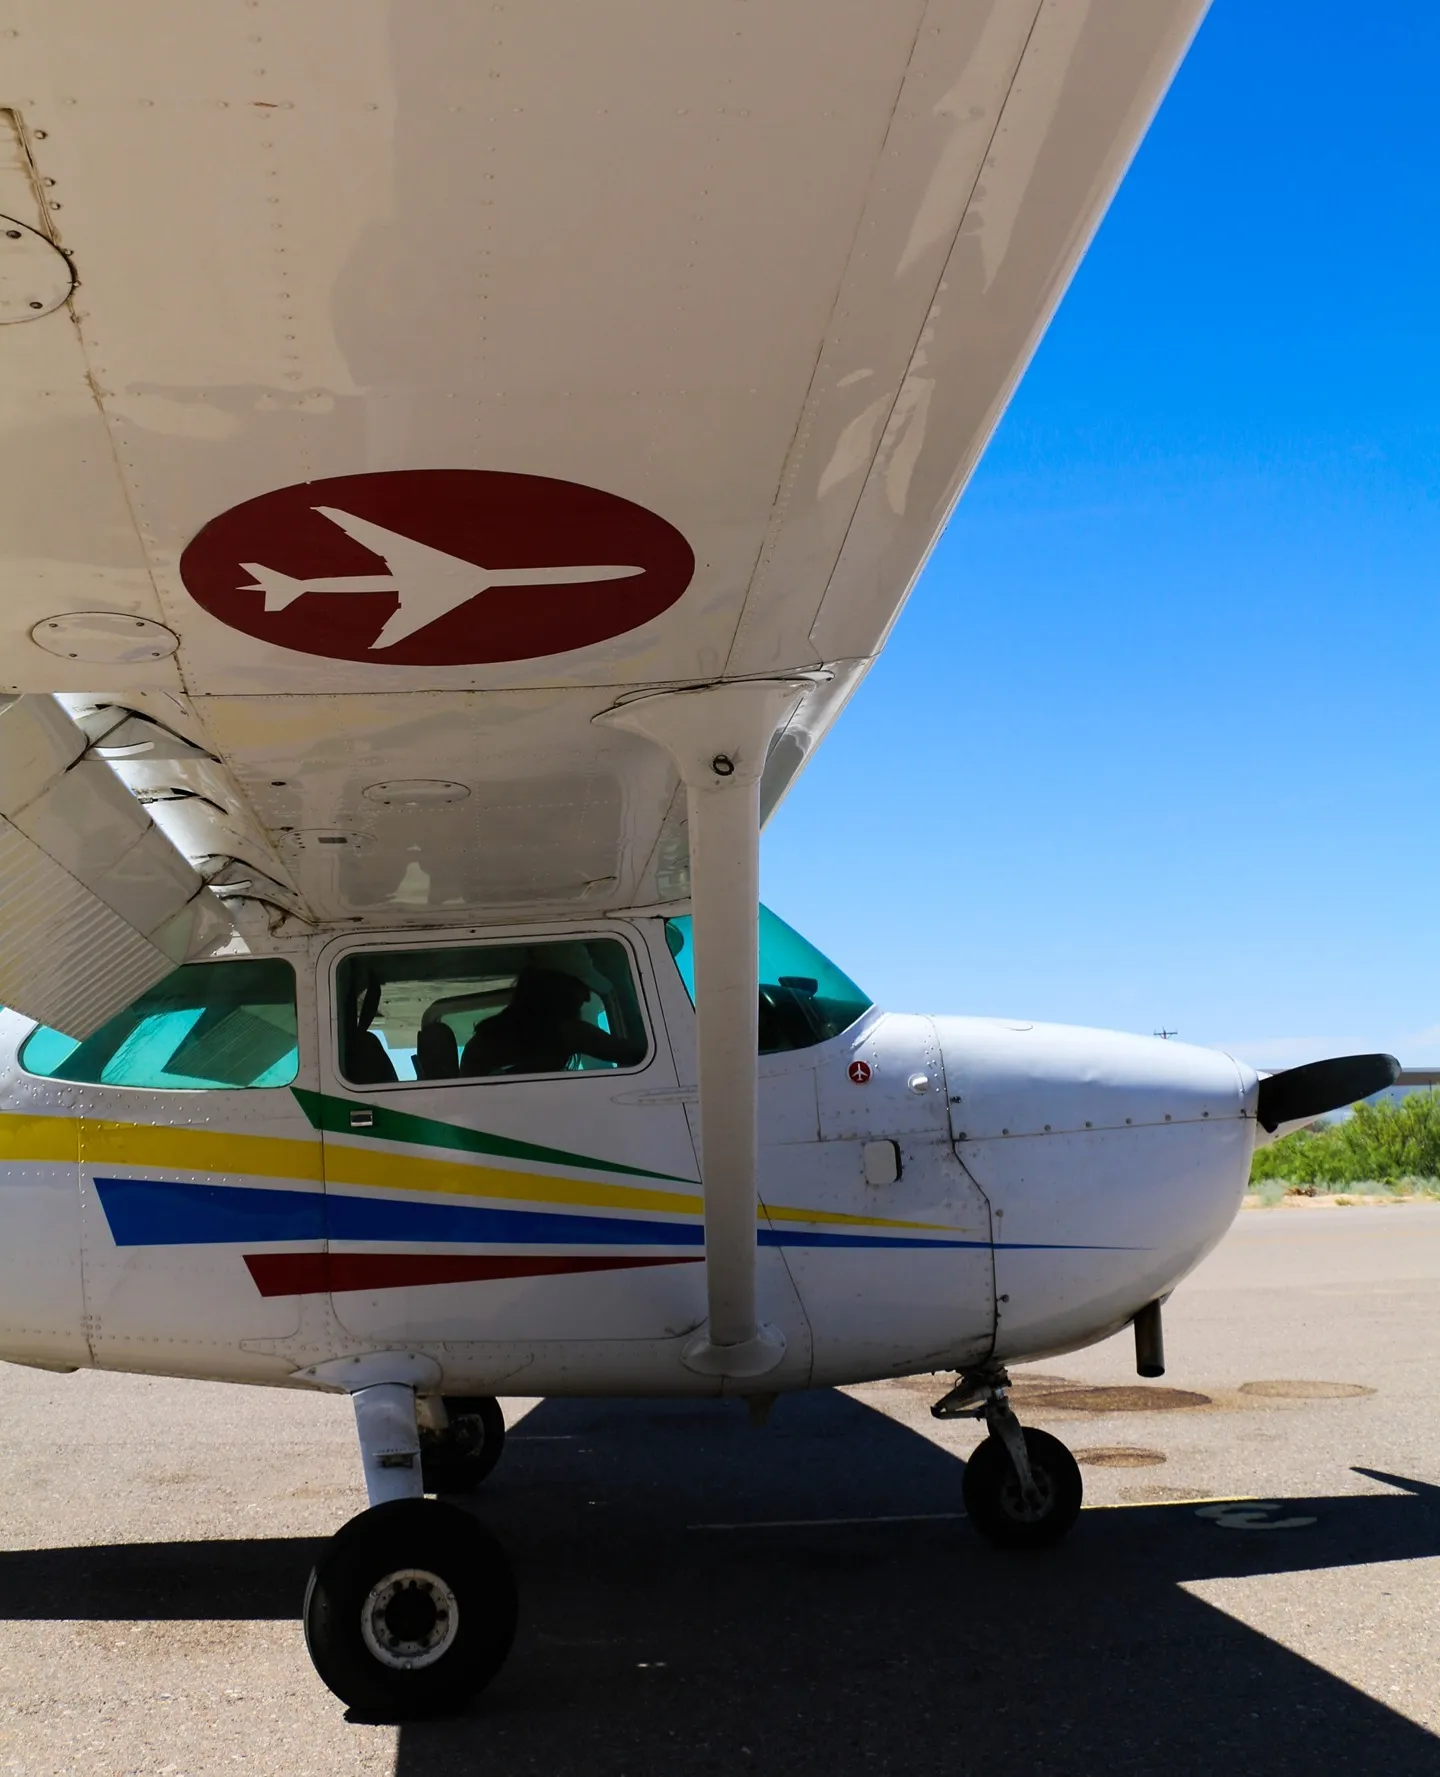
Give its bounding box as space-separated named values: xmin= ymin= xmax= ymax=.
xmin=360 ymin=1568 xmax=460 ymax=1670
xmin=450 ymin=1414 xmax=486 ymax=1459
xmin=999 ymin=1465 xmax=1056 ymax=1523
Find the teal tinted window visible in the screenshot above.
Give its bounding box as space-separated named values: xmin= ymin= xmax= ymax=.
xmin=665 ymin=905 xmax=872 ymax=1053
xmin=20 ymin=959 xmax=299 ymax=1089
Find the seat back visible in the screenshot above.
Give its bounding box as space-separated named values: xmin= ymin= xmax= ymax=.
xmin=415 ymin=1020 xmax=460 ymax=1080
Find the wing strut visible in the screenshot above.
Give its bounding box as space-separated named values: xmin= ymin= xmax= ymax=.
xmin=600 ymin=680 xmax=807 ymax=1379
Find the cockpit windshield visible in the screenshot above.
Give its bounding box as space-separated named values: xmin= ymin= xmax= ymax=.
xmin=664 ymin=905 xmax=872 ymax=1054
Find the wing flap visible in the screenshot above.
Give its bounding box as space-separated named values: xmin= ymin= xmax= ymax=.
xmin=0 ymin=824 xmax=183 ymax=1038
xmin=0 ymin=696 xmax=236 ymax=1035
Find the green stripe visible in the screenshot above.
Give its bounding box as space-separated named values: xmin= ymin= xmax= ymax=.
xmin=291 ymin=1087 xmax=693 ymax=1184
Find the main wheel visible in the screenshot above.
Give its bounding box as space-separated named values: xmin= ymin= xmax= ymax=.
xmin=421 ymin=1396 xmax=506 ymax=1495
xmin=303 ymin=1498 xmax=517 ymax=1719
xmin=962 ymin=1427 xmax=1083 ymax=1550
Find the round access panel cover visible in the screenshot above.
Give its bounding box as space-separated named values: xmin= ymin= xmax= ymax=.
xmin=31 ymin=612 xmax=180 ymax=663
xmin=179 ymin=469 xmax=695 ymax=667
xmin=0 ymin=216 xmax=74 ymax=322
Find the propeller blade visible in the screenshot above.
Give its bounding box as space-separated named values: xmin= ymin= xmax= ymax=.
xmin=1256 ymin=1053 xmax=1400 ymax=1133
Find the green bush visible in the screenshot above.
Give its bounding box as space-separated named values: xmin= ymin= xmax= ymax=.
xmin=1250 ymin=1091 xmax=1440 ymax=1185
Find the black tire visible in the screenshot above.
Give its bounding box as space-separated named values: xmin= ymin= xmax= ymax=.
xmin=421 ymin=1396 xmax=506 ymax=1495
xmin=303 ymin=1498 xmax=517 ymax=1719
xmin=962 ymin=1427 xmax=1083 ymax=1550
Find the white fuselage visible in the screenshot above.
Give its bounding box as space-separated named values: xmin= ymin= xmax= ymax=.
xmin=0 ymin=917 xmax=1256 ymax=1397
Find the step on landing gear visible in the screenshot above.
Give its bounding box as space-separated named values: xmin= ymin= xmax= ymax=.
xmin=304 ymin=1380 xmax=517 ymax=1719
xmin=933 ymin=1367 xmax=1083 ymax=1550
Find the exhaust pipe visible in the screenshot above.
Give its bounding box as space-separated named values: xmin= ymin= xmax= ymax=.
xmin=1133 ymin=1299 xmax=1165 ymax=1378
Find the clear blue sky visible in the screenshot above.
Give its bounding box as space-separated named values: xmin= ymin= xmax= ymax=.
xmin=762 ymin=0 xmax=1440 ymax=1070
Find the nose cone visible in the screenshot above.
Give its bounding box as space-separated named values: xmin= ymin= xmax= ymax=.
xmin=936 ymin=1017 xmax=1257 ymax=1362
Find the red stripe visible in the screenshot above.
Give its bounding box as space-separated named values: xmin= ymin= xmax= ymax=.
xmin=243 ymin=1251 xmax=700 ymax=1298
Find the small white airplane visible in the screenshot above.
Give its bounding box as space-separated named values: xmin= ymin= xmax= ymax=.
xmin=240 ymin=507 xmax=645 ymax=650
xmin=0 ymin=0 xmax=1399 ymax=1728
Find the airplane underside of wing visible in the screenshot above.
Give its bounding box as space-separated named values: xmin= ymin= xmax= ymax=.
xmin=0 ymin=0 xmax=1207 ymax=1032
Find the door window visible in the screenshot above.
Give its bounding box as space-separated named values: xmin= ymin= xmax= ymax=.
xmin=335 ymin=936 xmax=649 ymax=1085
xmin=19 ymin=958 xmax=299 ymax=1089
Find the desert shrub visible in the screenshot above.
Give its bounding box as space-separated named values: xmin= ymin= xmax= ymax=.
xmin=1250 ymin=1091 xmax=1440 ymax=1185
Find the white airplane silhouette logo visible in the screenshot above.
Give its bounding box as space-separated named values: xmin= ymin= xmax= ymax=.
xmin=239 ymin=506 xmax=645 ymax=650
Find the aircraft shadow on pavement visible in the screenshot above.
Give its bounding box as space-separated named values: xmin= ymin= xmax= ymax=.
xmin=2 ymin=1390 xmax=1438 ymax=1774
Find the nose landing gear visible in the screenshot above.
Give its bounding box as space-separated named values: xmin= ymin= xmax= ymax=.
xmin=933 ymin=1368 xmax=1083 ymax=1550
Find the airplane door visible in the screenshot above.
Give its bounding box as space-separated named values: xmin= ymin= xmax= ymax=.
xmin=315 ymin=926 xmax=708 ymax=1347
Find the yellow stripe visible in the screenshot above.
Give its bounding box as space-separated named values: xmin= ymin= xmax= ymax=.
xmin=762 ymin=1200 xmax=957 ymax=1232
xmin=325 ymin=1141 xmax=704 ymax=1217
xmin=326 ymin=1142 xmax=953 ymax=1231
xmin=0 ymin=1114 xmax=699 ymax=1215
xmin=81 ymin=1120 xmax=325 ymax=1183
xmin=0 ymin=1113 xmax=79 ymax=1162
xmin=0 ymin=1112 xmax=960 ymax=1234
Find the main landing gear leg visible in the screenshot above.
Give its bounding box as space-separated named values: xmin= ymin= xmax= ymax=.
xmin=933 ymin=1367 xmax=1083 ymax=1550
xmin=303 ymin=1381 xmax=518 ymax=1719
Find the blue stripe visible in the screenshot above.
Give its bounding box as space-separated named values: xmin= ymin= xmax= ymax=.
xmin=94 ymin=1177 xmax=1132 ymax=1255
xmin=94 ymin=1177 xmax=978 ymax=1252
xmin=992 ymin=1240 xmax=1139 ymax=1251
xmin=94 ymin=1178 xmax=704 ymax=1249
xmin=95 ymin=1179 xmax=325 ymax=1246
xmin=759 ymin=1227 xmax=982 ymax=1250
xmin=329 ymin=1194 xmax=704 ymax=1246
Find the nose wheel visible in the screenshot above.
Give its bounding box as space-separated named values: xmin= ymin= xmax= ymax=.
xmin=934 ymin=1368 xmax=1083 ymax=1550
xmin=962 ymin=1425 xmax=1083 ymax=1549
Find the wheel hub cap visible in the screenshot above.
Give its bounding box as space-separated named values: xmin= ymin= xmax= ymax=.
xmin=361 ymin=1568 xmax=460 ymax=1670
xmin=1000 ymin=1467 xmax=1056 ymax=1523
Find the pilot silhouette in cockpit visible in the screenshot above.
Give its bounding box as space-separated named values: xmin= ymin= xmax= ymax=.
xmin=460 ymin=950 xmax=643 ymax=1077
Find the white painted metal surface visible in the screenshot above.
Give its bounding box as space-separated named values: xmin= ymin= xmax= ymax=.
xmin=939 ymin=1017 xmax=1257 ymax=1358
xmin=0 ymin=0 xmax=1206 ymax=956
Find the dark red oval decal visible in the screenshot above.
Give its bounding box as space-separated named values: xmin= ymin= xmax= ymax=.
xmin=179 ymin=469 xmax=695 ymax=666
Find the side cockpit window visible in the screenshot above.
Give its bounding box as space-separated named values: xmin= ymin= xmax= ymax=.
xmin=335 ymin=936 xmax=648 ymax=1086
xmin=20 ymin=959 xmax=299 ymax=1090
xmin=665 ymin=905 xmax=873 ymax=1054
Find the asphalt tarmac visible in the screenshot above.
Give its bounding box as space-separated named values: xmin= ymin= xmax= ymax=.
xmin=2 ymin=1202 xmax=1439 ymax=1776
